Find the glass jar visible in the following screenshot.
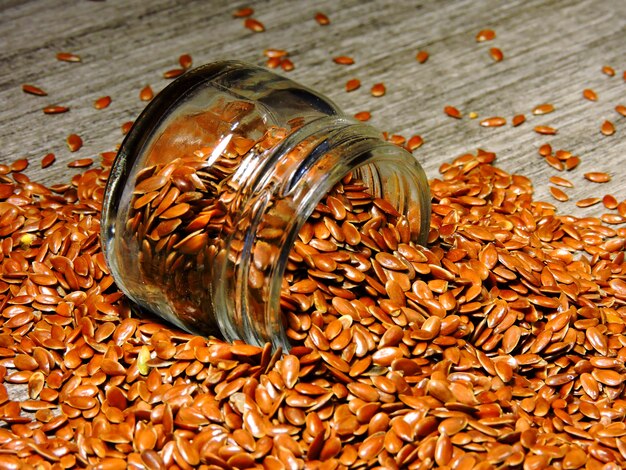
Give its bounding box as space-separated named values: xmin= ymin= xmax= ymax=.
xmin=101 ymin=60 xmax=430 ymax=349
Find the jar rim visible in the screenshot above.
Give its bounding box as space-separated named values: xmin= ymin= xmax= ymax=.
xmin=215 ymin=117 xmax=431 ymax=349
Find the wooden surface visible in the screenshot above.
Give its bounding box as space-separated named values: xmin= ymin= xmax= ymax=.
xmin=1 ymin=0 xmax=625 ymax=214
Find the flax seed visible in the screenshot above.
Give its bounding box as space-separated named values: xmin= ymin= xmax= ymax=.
xmin=314 ymin=12 xmax=330 ymax=25
xmin=576 ymin=197 xmax=601 ymax=207
xmin=179 ymin=53 xmax=192 ymax=69
xmin=602 ymin=65 xmax=615 ymax=76
xmin=233 ymin=6 xmax=253 ymax=17
xmin=549 ymin=186 xmax=568 ymax=202
xmin=43 ymin=105 xmax=69 ymax=114
xmin=41 ymin=153 xmax=56 ymax=168
xmin=480 ymin=117 xmax=506 ymax=127
xmin=345 ymin=78 xmax=361 ymax=92
xmin=66 ymin=133 xmax=83 ymax=152
xmin=534 ymin=125 xmax=557 ymax=135
xmin=163 ymin=68 xmax=184 ymax=79
xmin=489 ymin=47 xmax=503 ymax=62
xmin=601 ymin=120 xmax=615 ymax=136
xmin=354 ymin=111 xmax=371 ymax=122
xmin=68 ymin=158 xmax=94 ymax=168
xmin=406 ymin=135 xmax=424 ymax=151
xmin=56 ymin=52 xmax=81 ymax=62
xmin=22 ymin=84 xmax=47 ymax=96
xmin=139 ymin=85 xmax=154 ymax=101
xmin=281 ymin=58 xmax=294 ymax=71
xmin=512 ymin=114 xmax=525 ymax=126
xmin=584 ymin=172 xmax=611 ymax=183
xmin=476 ymin=29 xmax=495 ymax=41
xmin=11 ymin=158 xmax=29 ymax=172
xmin=416 ymin=50 xmax=429 ymax=63
xmin=333 ymin=56 xmax=354 ymax=65
xmin=243 ymin=17 xmax=265 ymax=32
xmin=549 ymin=176 xmax=573 ymax=188
xmin=444 ymin=106 xmax=462 ymax=119
xmin=94 ymin=96 xmax=111 ymax=109
xmin=532 ymin=103 xmax=554 ymax=115
xmin=602 ymin=194 xmax=618 ymax=209
xmin=370 ymin=83 xmax=386 ymax=97
xmin=564 ymin=155 xmax=580 ymax=170
xmin=583 ymin=88 xmax=598 ymax=101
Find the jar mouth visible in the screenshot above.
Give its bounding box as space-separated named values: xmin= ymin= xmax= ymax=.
xmin=219 ymin=118 xmax=431 ymax=350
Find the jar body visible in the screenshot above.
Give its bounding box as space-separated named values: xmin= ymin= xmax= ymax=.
xmin=102 ymin=61 xmax=430 ymax=349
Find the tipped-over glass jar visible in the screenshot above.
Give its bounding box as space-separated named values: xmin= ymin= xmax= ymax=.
xmin=102 ymin=60 xmax=430 ymax=350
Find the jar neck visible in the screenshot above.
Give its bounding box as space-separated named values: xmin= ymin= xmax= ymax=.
xmin=214 ymin=116 xmax=431 ymax=349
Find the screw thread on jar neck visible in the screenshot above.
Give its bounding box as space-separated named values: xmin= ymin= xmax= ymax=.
xmin=214 ymin=116 xmax=431 ymax=349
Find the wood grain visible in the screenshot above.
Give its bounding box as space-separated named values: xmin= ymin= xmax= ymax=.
xmin=0 ymin=0 xmax=624 ymax=400
xmin=1 ymin=0 xmax=625 ymax=214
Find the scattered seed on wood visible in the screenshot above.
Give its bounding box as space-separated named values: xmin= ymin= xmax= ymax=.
xmin=444 ymin=106 xmax=462 ymax=119
xmin=601 ymin=120 xmax=615 ymax=136
xmin=43 ymin=105 xmax=69 ymax=114
xmin=345 ymin=79 xmax=361 ymax=92
xmin=68 ymin=158 xmax=94 ymax=168
xmin=584 ymin=172 xmax=611 ymax=183
xmin=549 ymin=176 xmax=573 ymax=188
xmin=616 ymin=105 xmax=626 ymax=117
xmin=416 ymin=50 xmax=429 ymax=63
xmin=41 ymin=153 xmax=56 ymax=168
xmin=476 ymin=29 xmax=496 ymax=41
xmin=370 ymin=83 xmax=386 ymax=97
xmin=602 ymin=65 xmax=615 ymax=76
xmin=121 ymin=121 xmax=133 ymax=134
xmin=602 ymin=194 xmax=618 ymax=209
xmin=163 ymin=68 xmax=184 ymax=79
xmin=66 ymin=134 xmax=83 ymax=152
xmin=468 ymin=111 xmax=478 ymax=119
xmin=56 ymin=52 xmax=81 ymax=62
xmin=564 ymin=156 xmax=580 ymax=170
xmin=549 ymin=186 xmax=569 ymax=202
xmin=140 ymin=85 xmax=154 ymax=101
xmin=266 ymin=57 xmax=281 ymax=68
xmin=314 ymin=12 xmax=330 ymax=25
xmin=389 ymin=134 xmax=405 ymax=145
xmin=354 ymin=111 xmax=371 ymax=121
xmin=233 ymin=7 xmax=254 ymax=18
xmin=406 ymin=135 xmax=423 ymax=151
xmin=179 ymin=54 xmax=192 ymax=69
xmin=94 ymin=96 xmax=111 ymax=109
xmin=532 ymin=103 xmax=554 ymax=115
xmin=583 ymin=88 xmax=598 ymax=101
xmin=10 ymin=158 xmax=28 ymax=172
xmin=281 ymin=58 xmax=294 ymax=71
xmin=538 ymin=143 xmax=552 ymax=156
xmin=244 ymin=18 xmax=265 ymax=32
xmin=480 ymin=117 xmax=506 ymax=127
xmin=22 ymin=84 xmax=47 ymax=96
xmin=534 ymin=125 xmax=557 ymax=135
xmin=333 ymin=56 xmax=354 ymax=65
xmin=576 ymin=197 xmax=601 ymax=207
xmin=512 ymin=114 xmax=525 ymax=126
xmin=489 ymin=47 xmax=503 ymax=62
xmin=264 ymin=48 xmax=288 ymax=58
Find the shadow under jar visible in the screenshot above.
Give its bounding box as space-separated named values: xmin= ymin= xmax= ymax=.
xmin=101 ymin=60 xmax=430 ymax=350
